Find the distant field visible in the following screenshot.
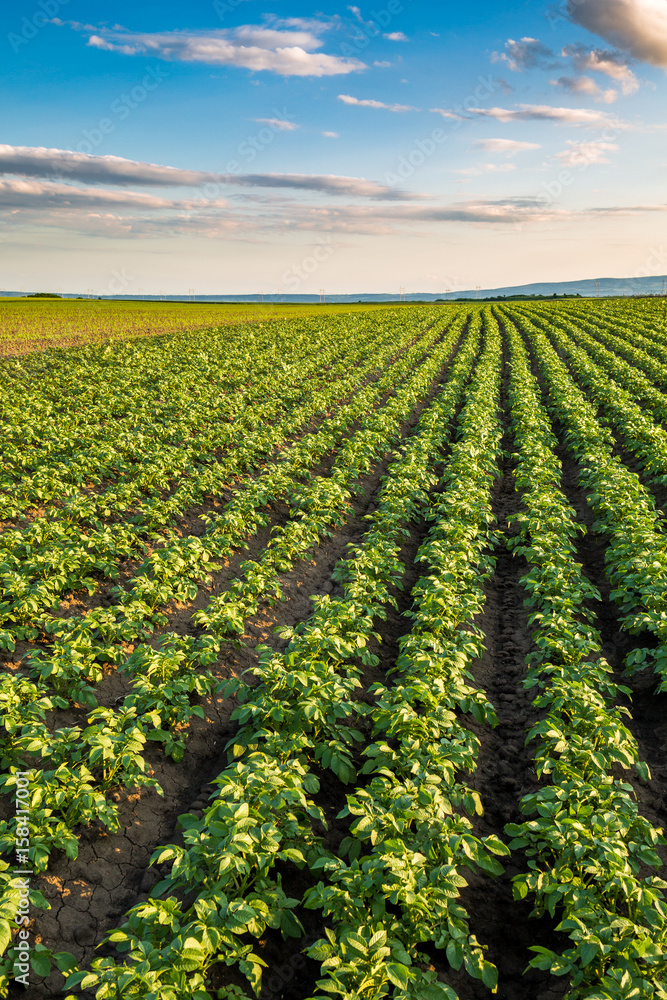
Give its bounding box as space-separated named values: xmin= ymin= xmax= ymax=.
xmin=0 ymin=297 xmax=406 ymax=356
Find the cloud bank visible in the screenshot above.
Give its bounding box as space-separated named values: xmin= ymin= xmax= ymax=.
xmin=0 ymin=146 xmax=420 ymax=200
xmin=569 ymin=0 xmax=667 ymax=69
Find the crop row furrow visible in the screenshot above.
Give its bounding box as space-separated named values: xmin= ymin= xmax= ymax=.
xmin=502 ymin=309 xmax=667 ymax=1000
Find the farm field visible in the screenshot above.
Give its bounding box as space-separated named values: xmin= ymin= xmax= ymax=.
xmin=1 ymin=299 xmax=667 ymax=1000
xmin=0 ymin=298 xmax=401 ymax=357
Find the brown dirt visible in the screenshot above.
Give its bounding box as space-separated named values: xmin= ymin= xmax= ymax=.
xmin=438 ymin=342 xmax=567 ymax=1000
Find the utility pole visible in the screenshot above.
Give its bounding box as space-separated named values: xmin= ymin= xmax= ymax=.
xmin=475 ymin=286 xmax=481 ymax=300
xmin=188 ymin=288 xmax=195 ymax=301
xmin=595 ymin=281 xmax=601 ymax=298
xmin=399 ymin=286 xmax=406 ymax=301
xmin=662 ymin=277 xmax=666 ymax=296
xmin=319 ymin=288 xmax=325 ymax=304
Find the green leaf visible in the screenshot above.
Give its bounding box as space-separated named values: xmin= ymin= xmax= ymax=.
xmin=446 ymin=939 xmax=463 ymax=971
xmin=636 ymin=760 xmax=651 ymax=782
xmin=31 ymin=949 xmax=52 ymax=977
xmin=386 ymin=962 xmax=410 ymax=990
xmin=481 ymin=962 xmax=498 ymax=991
xmin=579 ymin=942 xmax=598 ymax=967
xmin=307 ymin=940 xmax=332 ymax=962
xmin=54 ymin=952 xmax=78 ymax=975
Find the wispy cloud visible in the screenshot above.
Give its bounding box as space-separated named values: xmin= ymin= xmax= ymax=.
xmin=0 ymin=145 xmax=214 ymax=187
xmin=429 ymin=107 xmax=463 ymax=120
xmin=492 ymin=37 xmax=558 ymax=71
xmin=338 ymin=94 xmax=418 ymax=111
xmin=0 ymin=177 xmax=227 ymax=211
xmin=550 ymin=75 xmax=618 ymax=102
xmin=554 ymin=139 xmax=619 ymax=166
xmin=473 ymin=138 xmax=542 ymax=154
xmin=60 ymin=22 xmax=366 ymax=77
xmin=238 ymin=173 xmax=425 ymax=199
xmin=0 ymin=146 xmax=420 ymax=200
xmin=562 ymin=43 xmax=640 ymax=93
xmin=253 ymin=117 xmax=300 ymax=130
xmin=463 ymin=104 xmax=625 ymax=126
xmin=568 ymin=0 xmax=667 ymax=70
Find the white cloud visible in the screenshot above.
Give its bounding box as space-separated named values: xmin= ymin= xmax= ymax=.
xmin=338 ymin=94 xmax=418 ymax=111
xmin=562 ymin=43 xmax=640 ymax=93
xmin=274 ymin=200 xmax=572 ymax=234
xmin=254 ymin=117 xmax=300 ymax=130
xmin=0 ymin=146 xmax=212 ymax=187
xmin=0 ymin=146 xmax=419 ymax=200
xmin=474 ymin=138 xmax=542 ymax=154
xmin=569 ymin=0 xmax=667 ymax=70
xmin=0 ymin=177 xmax=227 ymax=211
xmin=550 ymin=75 xmax=618 ymax=102
xmin=374 ymin=60 xmax=391 ymax=67
xmin=464 ymin=104 xmax=625 ymax=126
xmin=429 ymin=107 xmax=463 ymax=120
xmin=247 ymin=173 xmax=423 ymax=198
xmin=76 ymin=24 xmax=366 ymax=76
xmin=555 ymin=139 xmax=619 ymax=166
xmin=493 ymin=37 xmax=558 ymax=71
xmin=322 ymin=131 xmax=339 ymax=138
xmin=384 ymin=32 xmax=408 ymax=41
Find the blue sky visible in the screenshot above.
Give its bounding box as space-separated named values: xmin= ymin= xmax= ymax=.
xmin=1 ymin=0 xmax=666 ymax=294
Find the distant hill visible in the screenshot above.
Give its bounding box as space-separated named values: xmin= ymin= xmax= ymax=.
xmin=450 ymin=274 xmax=667 ymax=301
xmin=2 ymin=273 xmax=665 ymax=303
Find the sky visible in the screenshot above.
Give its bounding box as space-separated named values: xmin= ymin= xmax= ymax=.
xmin=1 ymin=0 xmax=666 ymax=295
